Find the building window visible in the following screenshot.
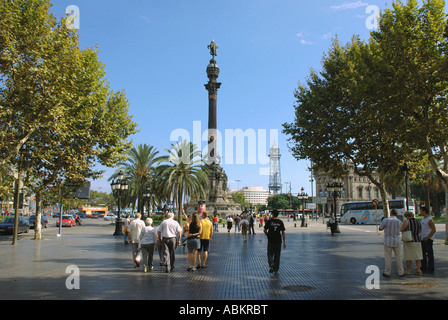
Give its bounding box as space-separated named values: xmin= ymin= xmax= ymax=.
xmin=358 ymin=187 xmax=363 ymax=199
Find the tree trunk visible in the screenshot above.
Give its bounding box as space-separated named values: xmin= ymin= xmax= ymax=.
xmin=445 ymin=187 xmax=448 ymax=245
xmin=12 ymin=174 xmax=21 ymax=245
xmin=34 ymin=191 xmax=42 ymax=240
xmin=379 ymin=177 xmax=390 ymax=218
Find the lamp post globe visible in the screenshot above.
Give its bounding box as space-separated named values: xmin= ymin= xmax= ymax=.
xmin=326 ymin=177 xmax=342 ymax=234
xmin=297 ymin=187 xmax=308 ymax=227
xmin=111 ymin=170 xmax=128 ymax=236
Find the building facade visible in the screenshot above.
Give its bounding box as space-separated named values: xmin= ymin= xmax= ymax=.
xmin=314 ymin=163 xmax=380 ymax=213
xmin=231 ymin=186 xmax=273 ymax=206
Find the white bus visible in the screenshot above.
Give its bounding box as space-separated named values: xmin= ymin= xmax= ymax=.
xmin=340 ymin=199 xmax=415 ymax=225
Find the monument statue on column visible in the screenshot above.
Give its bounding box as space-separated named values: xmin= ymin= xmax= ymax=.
xmin=187 ymin=41 xmax=240 ymax=216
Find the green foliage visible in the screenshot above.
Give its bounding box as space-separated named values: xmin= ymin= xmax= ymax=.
xmin=0 ymin=0 xmax=137 ymax=239
xmin=283 ymin=0 xmax=448 ymax=217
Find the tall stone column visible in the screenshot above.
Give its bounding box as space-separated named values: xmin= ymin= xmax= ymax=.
xmin=205 ymin=40 xmax=221 ymax=164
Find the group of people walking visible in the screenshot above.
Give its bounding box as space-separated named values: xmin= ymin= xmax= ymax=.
xmin=379 ymin=206 xmax=436 ymax=277
xmin=122 ymin=209 xmax=214 ymax=273
xmin=121 ymin=209 xmax=288 ymax=275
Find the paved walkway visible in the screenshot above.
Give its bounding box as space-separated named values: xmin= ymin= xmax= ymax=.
xmin=0 ymin=217 xmax=447 ymax=303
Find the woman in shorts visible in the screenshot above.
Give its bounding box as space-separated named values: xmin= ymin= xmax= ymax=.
xmin=187 ymin=213 xmax=202 ymax=271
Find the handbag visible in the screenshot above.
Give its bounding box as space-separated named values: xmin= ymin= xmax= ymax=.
xmin=402 ymin=222 xmax=413 ymax=242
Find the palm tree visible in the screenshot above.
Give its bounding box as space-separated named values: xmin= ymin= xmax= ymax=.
xmin=111 ymin=144 xmax=164 ymax=214
xmin=155 ymin=140 xmax=209 ymax=223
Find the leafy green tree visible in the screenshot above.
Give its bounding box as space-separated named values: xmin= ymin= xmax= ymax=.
xmin=0 ymin=0 xmax=137 ymax=241
xmin=371 ymin=0 xmax=448 ymax=240
xmin=283 ymin=36 xmax=410 ymax=217
xmin=112 ymin=144 xmax=163 ymax=214
xmin=155 ymin=140 xmax=209 ymax=223
xmin=231 ymin=192 xmax=247 ymax=208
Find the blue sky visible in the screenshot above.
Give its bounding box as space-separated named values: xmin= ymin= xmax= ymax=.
xmin=49 ymin=0 xmax=389 ymax=196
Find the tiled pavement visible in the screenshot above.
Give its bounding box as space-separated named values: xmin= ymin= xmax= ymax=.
xmin=0 ymin=217 xmax=447 ymax=302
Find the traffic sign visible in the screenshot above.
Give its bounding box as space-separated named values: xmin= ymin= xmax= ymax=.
xmin=372 ymin=199 xmax=379 ymax=206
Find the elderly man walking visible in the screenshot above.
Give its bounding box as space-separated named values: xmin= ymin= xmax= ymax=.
xmin=379 ymin=209 xmax=404 ymax=277
xmin=129 ymin=213 xmax=146 ymax=268
xmin=157 ymin=212 xmax=182 ymax=273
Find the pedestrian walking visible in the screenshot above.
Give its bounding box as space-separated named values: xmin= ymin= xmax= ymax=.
xmin=226 ymin=215 xmax=233 ymax=233
xmin=157 ymin=212 xmax=182 ymax=273
xmin=248 ymin=214 xmax=255 ymax=234
xmin=263 ymin=210 xmax=286 ymax=274
xmin=138 ymin=218 xmax=157 ymax=273
xmin=241 ymin=215 xmax=249 ymax=242
xmin=186 ymin=212 xmax=202 ymax=271
xmin=123 ymin=214 xmax=131 ymax=244
xmin=213 ymin=214 xmax=219 ymax=232
xmin=129 ymin=213 xmax=146 ymax=268
xmin=197 ymin=211 xmax=213 ymax=268
xmin=420 ymin=206 xmax=436 ymax=274
xmin=379 ymin=209 xmax=404 ymax=277
xmin=401 ymin=211 xmax=423 ymax=275
xmin=234 ymin=214 xmax=241 ymax=233
xmin=181 ymin=214 xmax=190 ymax=252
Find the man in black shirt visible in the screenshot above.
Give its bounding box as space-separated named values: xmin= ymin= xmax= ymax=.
xmin=264 ymin=210 xmax=286 ymax=273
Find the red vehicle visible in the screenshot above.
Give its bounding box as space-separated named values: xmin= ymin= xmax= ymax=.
xmin=56 ymin=215 xmax=76 ymax=227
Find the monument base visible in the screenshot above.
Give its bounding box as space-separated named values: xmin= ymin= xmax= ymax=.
xmin=186 ymin=163 xmax=241 ymax=217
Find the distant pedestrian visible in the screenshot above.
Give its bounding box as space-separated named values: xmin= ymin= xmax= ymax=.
xmin=157 ymin=212 xmax=182 ymax=273
xmin=248 ymin=214 xmax=255 ymax=234
xmin=329 ymin=214 xmax=336 ymax=236
xmin=181 ymin=214 xmax=190 ymax=252
xmin=139 ymin=218 xmax=157 ymax=273
xmin=213 ymin=214 xmax=219 ymax=232
xmin=123 ymin=214 xmax=131 ymax=244
xmin=241 ymin=215 xmax=249 ymax=242
xmin=129 ymin=213 xmax=146 ymax=268
xmin=186 ymin=212 xmax=202 ymax=271
xmin=226 ymin=215 xmax=233 ymax=233
xmin=234 ymin=214 xmax=241 ymax=233
xmin=401 ymin=211 xmax=422 ymax=275
xmin=379 ymin=209 xmax=404 ymax=277
xmin=264 ymin=210 xmax=286 ymax=274
xmin=197 ymin=211 xmax=213 ymax=268
xmin=420 ymin=206 xmax=436 ymax=274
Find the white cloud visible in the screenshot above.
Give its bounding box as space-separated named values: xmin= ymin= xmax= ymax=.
xmin=321 ymin=32 xmax=333 ymax=40
xmin=296 ymin=31 xmax=314 ymax=45
xmin=300 ymin=39 xmax=314 ymax=45
xmin=330 ymin=1 xmax=368 ymax=10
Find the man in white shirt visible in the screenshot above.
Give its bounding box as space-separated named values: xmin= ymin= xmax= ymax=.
xmin=157 ymin=212 xmax=182 ymax=273
xmin=129 ymin=213 xmax=146 ymax=268
xmin=379 ymin=209 xmax=404 ymax=277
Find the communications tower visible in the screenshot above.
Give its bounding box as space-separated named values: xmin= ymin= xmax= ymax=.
xmin=268 ymin=144 xmax=282 ymax=195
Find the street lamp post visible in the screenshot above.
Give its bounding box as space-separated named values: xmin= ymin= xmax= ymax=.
xmin=298 ymin=187 xmax=308 ymax=227
xmin=111 ymin=170 xmax=128 ymax=236
xmin=326 ymin=177 xmax=343 ymax=234
xmin=143 ymin=185 xmax=152 ymax=218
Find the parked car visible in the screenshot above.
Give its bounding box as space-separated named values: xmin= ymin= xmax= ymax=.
xmin=103 ymin=213 xmax=118 ymax=221
xmin=90 ymin=213 xmax=99 ymax=219
xmin=28 ymin=215 xmax=48 ymax=229
xmin=56 ymin=215 xmax=76 ymax=227
xmin=0 ymin=217 xmax=30 ymax=234
xmin=79 ymin=212 xmax=88 ymax=219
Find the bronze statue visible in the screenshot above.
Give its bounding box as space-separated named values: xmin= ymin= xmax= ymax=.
xmin=208 ymin=40 xmax=218 ymax=58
